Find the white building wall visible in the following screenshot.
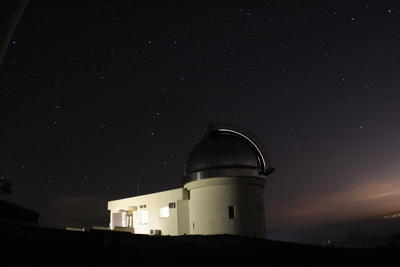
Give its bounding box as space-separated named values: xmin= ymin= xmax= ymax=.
xmin=184 ymin=177 xmax=266 ymax=238
xmin=108 ymin=188 xmax=188 ymax=235
xmin=108 ymin=177 xmax=266 ymax=238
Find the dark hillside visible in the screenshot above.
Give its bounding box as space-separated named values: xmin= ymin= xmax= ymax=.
xmin=1 ymin=222 xmax=398 ymax=266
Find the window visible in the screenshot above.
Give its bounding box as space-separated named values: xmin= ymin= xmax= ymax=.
xmin=228 ymin=206 xmax=235 ymax=219
xmin=159 ymin=206 xmax=169 ymax=218
xmin=140 ymin=210 xmax=148 ymax=224
xmin=169 ymin=202 xmax=176 ymax=209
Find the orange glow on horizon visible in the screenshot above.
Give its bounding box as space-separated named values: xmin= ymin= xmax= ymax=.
xmin=269 ymin=176 xmax=400 ymax=228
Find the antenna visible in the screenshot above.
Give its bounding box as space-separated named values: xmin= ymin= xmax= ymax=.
xmin=137 ymin=174 xmax=140 ymax=196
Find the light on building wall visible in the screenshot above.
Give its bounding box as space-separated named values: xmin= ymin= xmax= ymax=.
xmin=160 ymin=206 xmax=169 ymax=218
xmin=140 ymin=210 xmax=149 ymax=224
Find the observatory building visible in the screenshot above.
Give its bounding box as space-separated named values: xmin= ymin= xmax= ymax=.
xmin=107 ymin=123 xmax=274 ymax=238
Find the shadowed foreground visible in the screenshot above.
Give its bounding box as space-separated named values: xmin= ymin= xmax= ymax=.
xmin=1 ymin=222 xmax=398 ymax=266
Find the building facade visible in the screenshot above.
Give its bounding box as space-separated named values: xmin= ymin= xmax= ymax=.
xmin=108 ymin=123 xmax=274 ymax=238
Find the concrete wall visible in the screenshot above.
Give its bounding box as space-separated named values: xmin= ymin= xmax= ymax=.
xmin=108 ymin=188 xmax=188 ymax=235
xmin=184 ymin=177 xmax=266 ymax=238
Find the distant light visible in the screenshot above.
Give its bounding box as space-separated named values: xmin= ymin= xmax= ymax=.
xmin=388 ymin=9 xmax=392 ymax=13
xmin=384 ymin=213 xmax=400 ymax=219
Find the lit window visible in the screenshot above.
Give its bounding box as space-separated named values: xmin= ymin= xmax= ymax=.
xmin=140 ymin=210 xmax=148 ymax=224
xmin=228 ymin=206 xmax=235 ymax=219
xmin=160 ymin=206 xmax=169 ymax=218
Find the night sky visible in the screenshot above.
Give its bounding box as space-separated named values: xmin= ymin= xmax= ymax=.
xmin=1 ymin=1 xmax=400 ymax=241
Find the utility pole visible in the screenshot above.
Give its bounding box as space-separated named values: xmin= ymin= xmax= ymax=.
xmin=137 ymin=174 xmax=140 ymax=196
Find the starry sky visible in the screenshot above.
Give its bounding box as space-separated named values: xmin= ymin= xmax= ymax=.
xmin=1 ymin=1 xmax=400 ymax=241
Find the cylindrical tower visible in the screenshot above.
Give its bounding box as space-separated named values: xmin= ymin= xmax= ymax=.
xmin=183 ymin=123 xmax=274 ymax=238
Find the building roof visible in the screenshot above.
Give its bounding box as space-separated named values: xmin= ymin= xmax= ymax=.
xmin=183 ymin=123 xmax=274 ymax=185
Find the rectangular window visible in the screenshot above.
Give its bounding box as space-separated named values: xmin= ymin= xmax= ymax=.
xmin=159 ymin=206 xmax=169 ymax=218
xmin=168 ymin=202 xmax=176 ymax=209
xmin=140 ymin=210 xmax=148 ymax=224
xmin=228 ymin=206 xmax=235 ymax=219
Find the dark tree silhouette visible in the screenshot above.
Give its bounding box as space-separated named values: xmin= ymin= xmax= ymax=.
xmin=0 ymin=172 xmax=12 ymax=194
